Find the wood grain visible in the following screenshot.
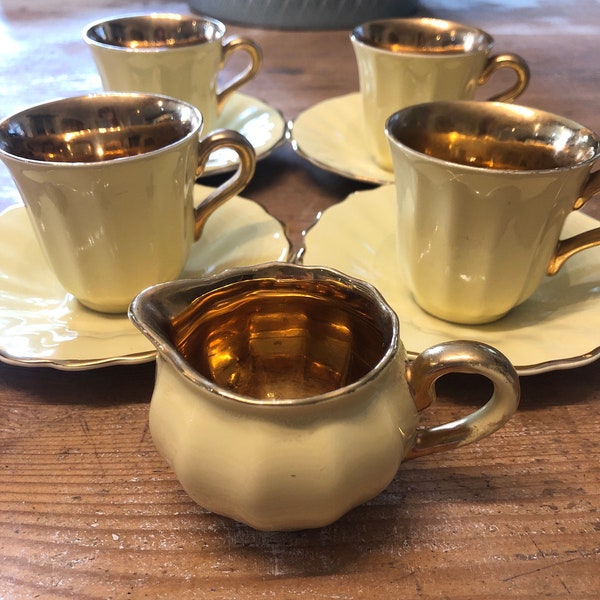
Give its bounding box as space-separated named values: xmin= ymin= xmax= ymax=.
xmin=1 ymin=0 xmax=599 ymax=597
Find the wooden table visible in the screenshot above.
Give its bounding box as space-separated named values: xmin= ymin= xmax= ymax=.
xmin=1 ymin=1 xmax=599 ymax=597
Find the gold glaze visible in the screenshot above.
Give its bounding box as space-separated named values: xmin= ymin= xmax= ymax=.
xmin=0 ymin=93 xmax=256 ymax=243
xmin=478 ymin=53 xmax=529 ymax=102
xmin=387 ymin=100 xmax=600 ymax=172
xmin=171 ymin=276 xmax=390 ymax=399
xmin=85 ymin=13 xmax=226 ymax=49
xmin=405 ymin=341 xmax=520 ymax=458
xmin=549 ymin=169 xmax=600 ymax=273
xmin=132 ymin=264 xmax=398 ymax=404
xmin=193 ymin=129 xmax=256 ymax=240
xmin=0 ymin=94 xmax=197 ymax=163
xmin=217 ymin=37 xmax=262 ymax=111
xmin=352 ymin=17 xmax=493 ymax=54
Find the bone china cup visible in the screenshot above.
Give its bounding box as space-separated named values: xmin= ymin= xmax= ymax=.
xmin=385 ymin=100 xmax=600 ymax=325
xmin=0 ymin=93 xmax=255 ymax=313
xmin=83 ymin=13 xmax=262 ymax=134
xmin=129 ymin=263 xmax=520 ymax=531
xmin=350 ymin=18 xmax=530 ymax=170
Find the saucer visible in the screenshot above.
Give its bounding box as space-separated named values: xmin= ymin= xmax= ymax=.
xmin=204 ymin=93 xmax=287 ymax=176
xmin=288 ymin=93 xmax=394 ymax=185
xmin=303 ymin=185 xmax=600 ymax=375
xmin=0 ymin=186 xmax=290 ymax=370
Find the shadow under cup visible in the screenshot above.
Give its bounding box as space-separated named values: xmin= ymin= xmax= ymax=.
xmin=352 ymin=18 xmax=494 ymax=54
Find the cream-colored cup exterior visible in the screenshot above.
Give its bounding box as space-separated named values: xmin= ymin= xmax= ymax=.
xmin=129 ymin=263 xmax=520 ymax=531
xmin=350 ymin=18 xmax=529 ymax=171
xmin=386 ymin=101 xmax=600 ymax=325
xmin=0 ymin=93 xmax=256 ymax=313
xmin=83 ymin=14 xmax=262 ymax=134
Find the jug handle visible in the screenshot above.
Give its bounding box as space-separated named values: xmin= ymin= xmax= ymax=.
xmin=404 ymin=340 xmax=520 ymax=460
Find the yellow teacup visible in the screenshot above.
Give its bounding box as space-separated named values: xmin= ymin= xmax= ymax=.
xmin=0 ymin=93 xmax=255 ymax=313
xmin=386 ymin=100 xmax=600 ymax=324
xmin=83 ymin=13 xmax=262 ymax=134
xmin=351 ymin=17 xmax=530 ymax=170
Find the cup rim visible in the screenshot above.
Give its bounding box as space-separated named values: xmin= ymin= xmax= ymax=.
xmin=0 ymin=92 xmax=203 ymax=167
xmin=82 ymin=12 xmax=226 ymax=52
xmin=385 ymin=100 xmax=600 ymax=174
xmin=129 ymin=262 xmax=402 ymax=407
xmin=350 ymin=17 xmax=494 ymax=57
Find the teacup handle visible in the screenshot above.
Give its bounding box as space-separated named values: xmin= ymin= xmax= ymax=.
xmin=217 ymin=37 xmax=263 ymax=112
xmin=404 ymin=341 xmax=520 ymax=460
xmin=193 ymin=129 xmax=256 ymax=240
xmin=547 ymin=169 xmax=600 ymax=274
xmin=478 ymin=53 xmax=530 ymax=102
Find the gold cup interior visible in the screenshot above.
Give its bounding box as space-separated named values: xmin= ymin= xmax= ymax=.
xmin=168 ymin=277 xmax=393 ymax=401
xmin=352 ymin=18 xmax=492 ymax=54
xmin=0 ymin=95 xmax=198 ymax=163
xmin=85 ymin=14 xmax=224 ymax=49
xmin=387 ymin=101 xmax=600 ymax=171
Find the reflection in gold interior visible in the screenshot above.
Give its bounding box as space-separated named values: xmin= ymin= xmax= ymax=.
xmin=354 ymin=21 xmax=489 ymax=54
xmin=367 ymin=41 xmax=471 ymax=54
xmin=170 ymin=278 xmax=390 ymax=400
xmin=89 ymin=18 xmax=213 ymax=49
xmin=404 ymin=130 xmax=566 ymax=171
xmin=11 ymin=121 xmax=190 ymax=163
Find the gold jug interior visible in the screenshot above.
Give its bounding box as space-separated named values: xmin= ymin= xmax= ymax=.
xmin=168 ymin=277 xmax=392 ymax=401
